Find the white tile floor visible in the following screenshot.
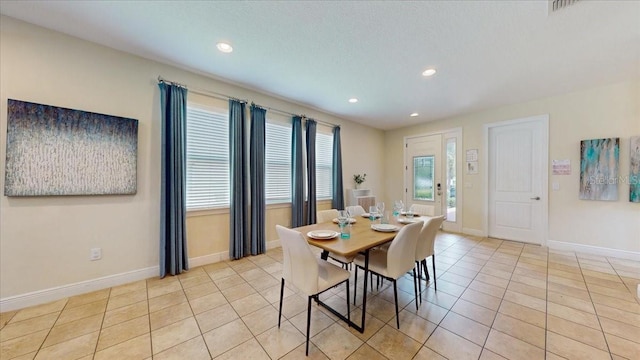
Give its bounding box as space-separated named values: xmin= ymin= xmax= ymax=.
xmin=1 ymin=232 xmax=639 ymax=359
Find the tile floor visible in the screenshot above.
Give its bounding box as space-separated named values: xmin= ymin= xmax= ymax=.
xmin=1 ymin=232 xmax=639 ymax=359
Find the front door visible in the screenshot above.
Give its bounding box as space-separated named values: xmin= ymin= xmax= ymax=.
xmin=406 ymin=135 xmax=443 ymax=216
xmin=487 ymin=115 xmax=548 ymax=244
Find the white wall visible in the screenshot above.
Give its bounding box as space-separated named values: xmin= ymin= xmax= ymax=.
xmin=385 ymin=80 xmax=640 ymax=255
xmin=0 ymin=16 xmax=385 ymax=307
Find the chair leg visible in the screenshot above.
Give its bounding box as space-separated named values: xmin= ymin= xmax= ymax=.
xmin=412 ymin=268 xmax=419 ymax=311
xmin=353 ymin=265 xmax=358 ymax=305
xmin=346 ymin=279 xmax=351 ymax=326
xmin=278 ymin=278 xmax=285 ymax=328
xmin=422 ymin=259 xmax=429 ymax=296
xmin=306 ymin=296 xmax=312 ymax=356
xmin=416 ymin=261 xmax=422 ymax=304
xmin=432 ymin=255 xmax=437 ymax=291
xmin=393 ymin=279 xmax=400 ymax=329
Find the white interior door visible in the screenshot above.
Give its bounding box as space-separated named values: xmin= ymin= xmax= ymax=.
xmin=406 ymin=135 xmax=442 ymax=216
xmin=488 ymin=116 xmax=548 ymax=244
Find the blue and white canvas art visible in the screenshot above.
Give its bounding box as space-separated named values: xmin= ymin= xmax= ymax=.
xmin=4 ymin=99 xmax=138 ymax=196
xmin=579 ymin=138 xmax=619 ymax=201
xmin=630 ymin=136 xmax=640 ymax=203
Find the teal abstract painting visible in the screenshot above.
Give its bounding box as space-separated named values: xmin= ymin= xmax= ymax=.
xmin=579 ymin=138 xmax=619 ymax=201
xmin=4 ymin=99 xmax=138 ymax=196
xmin=630 ymin=136 xmax=640 ymax=203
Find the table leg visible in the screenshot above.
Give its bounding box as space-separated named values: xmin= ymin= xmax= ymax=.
xmin=360 ymin=249 xmax=370 ymax=332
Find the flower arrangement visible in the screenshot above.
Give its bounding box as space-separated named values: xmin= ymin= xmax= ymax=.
xmin=353 ymin=173 xmax=367 ymax=187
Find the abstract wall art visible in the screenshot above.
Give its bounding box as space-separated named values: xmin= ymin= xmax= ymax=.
xmin=630 ymin=136 xmax=640 ymax=203
xmin=4 ymin=99 xmax=138 ymax=196
xmin=579 ymin=138 xmax=619 ymax=201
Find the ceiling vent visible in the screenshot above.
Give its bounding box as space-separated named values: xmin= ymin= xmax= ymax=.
xmin=549 ymin=0 xmax=580 ymax=14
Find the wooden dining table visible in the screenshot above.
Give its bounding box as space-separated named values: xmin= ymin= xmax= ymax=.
xmin=293 ymin=215 xmax=425 ymax=333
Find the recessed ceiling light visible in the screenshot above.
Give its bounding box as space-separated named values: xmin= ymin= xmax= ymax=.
xmin=422 ymin=68 xmax=436 ymax=77
xmin=410 ymin=113 xmax=419 ymax=117
xmin=216 ymin=42 xmax=233 ymax=53
xmin=348 ymin=98 xmax=358 ymax=103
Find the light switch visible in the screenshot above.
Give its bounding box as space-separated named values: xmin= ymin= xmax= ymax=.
xmin=552 ymin=182 xmax=560 ymax=191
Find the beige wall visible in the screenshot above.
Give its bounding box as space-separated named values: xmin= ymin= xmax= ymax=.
xmin=0 ymin=16 xmax=384 ymax=299
xmin=385 ymin=80 xmax=640 ymax=253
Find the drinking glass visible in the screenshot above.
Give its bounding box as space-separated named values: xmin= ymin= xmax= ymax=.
xmin=337 ymin=210 xmax=350 ymax=239
xmin=393 ymin=200 xmax=403 ymax=217
xmin=369 ymin=206 xmax=378 ymax=222
xmin=376 ymin=202 xmax=385 ymax=216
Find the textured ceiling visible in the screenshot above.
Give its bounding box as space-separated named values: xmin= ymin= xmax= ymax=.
xmin=1 ymin=1 xmax=639 ymax=130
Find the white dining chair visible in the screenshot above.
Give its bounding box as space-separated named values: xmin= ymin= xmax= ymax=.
xmin=415 ymin=215 xmax=445 ymax=302
xmin=316 ymin=209 xmax=339 ymax=223
xmin=352 ymin=221 xmax=423 ymax=329
xmin=276 ymin=225 xmax=350 ymax=356
xmin=409 ymin=204 xmax=435 ymax=216
xmin=346 ymin=205 xmax=366 ymax=217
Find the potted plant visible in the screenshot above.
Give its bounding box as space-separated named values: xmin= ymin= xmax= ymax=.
xmin=353 ymin=173 xmax=367 ymax=189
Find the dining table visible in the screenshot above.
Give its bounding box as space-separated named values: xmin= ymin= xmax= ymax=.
xmin=293 ymin=214 xmax=427 ymax=333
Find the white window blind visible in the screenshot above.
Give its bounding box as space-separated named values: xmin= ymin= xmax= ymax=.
xmin=265 ymin=121 xmax=292 ymax=204
xmin=316 ymin=131 xmax=333 ymax=200
xmin=186 ymin=106 xmax=229 ymax=210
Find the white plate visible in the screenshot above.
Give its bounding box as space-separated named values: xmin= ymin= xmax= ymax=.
xmin=371 ymin=224 xmax=399 ymax=232
xmin=307 ymin=230 xmax=339 ymax=239
xmin=361 ymin=213 xmax=381 ymax=218
xmin=397 ymin=217 xmax=421 ymax=224
xmin=333 ymin=218 xmax=357 ymax=224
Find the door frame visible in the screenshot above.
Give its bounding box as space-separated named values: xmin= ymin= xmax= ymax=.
xmin=403 ymin=127 xmax=463 ymax=233
xmin=483 ymin=114 xmax=549 ymax=245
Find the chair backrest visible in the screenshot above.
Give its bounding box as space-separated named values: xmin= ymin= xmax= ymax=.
xmin=346 ymin=205 xmax=366 ymax=216
xmin=385 ymin=221 xmax=423 ymax=279
xmin=276 ymin=225 xmax=319 ymax=295
xmin=415 ymin=215 xmax=446 ymax=260
xmin=410 ymin=204 xmax=435 ymax=216
xmin=316 ymin=209 xmax=339 ymax=223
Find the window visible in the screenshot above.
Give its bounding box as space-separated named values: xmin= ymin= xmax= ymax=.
xmin=185 ymin=105 xmax=229 ymax=210
xmin=265 ymin=121 xmax=292 ymax=204
xmin=316 ymin=131 xmax=333 ymax=200
xmin=413 ymin=155 xmax=434 ymax=201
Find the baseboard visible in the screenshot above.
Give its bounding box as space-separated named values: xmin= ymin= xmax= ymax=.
xmin=1 ymin=241 xmax=284 ymax=313
xmin=462 ymin=228 xmax=485 ymax=237
xmin=0 ymin=266 xmax=158 ymax=313
xmin=547 ymin=240 xmax=640 ymax=261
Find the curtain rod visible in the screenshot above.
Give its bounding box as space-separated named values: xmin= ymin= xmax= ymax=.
xmin=158 ymin=76 xmax=339 ymax=128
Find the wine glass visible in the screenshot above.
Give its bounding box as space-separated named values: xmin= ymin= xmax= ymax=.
xmin=337 ymin=210 xmax=349 ymax=227
xmin=376 ymin=202 xmax=385 ymax=216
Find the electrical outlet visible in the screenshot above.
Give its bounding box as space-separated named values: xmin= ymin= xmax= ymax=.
xmin=90 ymin=248 xmax=102 ymax=261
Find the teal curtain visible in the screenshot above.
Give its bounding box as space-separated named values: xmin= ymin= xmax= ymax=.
xmin=291 ymin=116 xmax=305 ymax=227
xmin=332 ymin=126 xmax=345 ymax=210
xmin=159 ymin=82 xmax=189 ymax=277
xmin=229 ymin=99 xmax=248 ymax=259
xmin=305 ymin=120 xmax=317 ymax=224
xmin=250 ymin=104 xmax=266 ymax=255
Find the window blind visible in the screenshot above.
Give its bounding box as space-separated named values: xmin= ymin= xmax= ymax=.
xmin=316 ymin=132 xmax=333 ymax=200
xmin=265 ymin=121 xmax=292 ymax=204
xmin=186 ymin=106 xmax=229 ymax=210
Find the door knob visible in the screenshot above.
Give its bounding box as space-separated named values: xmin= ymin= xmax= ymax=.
xmin=530 ymin=196 xmax=541 ymax=200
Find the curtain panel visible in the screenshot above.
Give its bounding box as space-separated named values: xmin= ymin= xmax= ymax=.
xmin=158 ymin=82 xmax=189 ymax=277
xmin=332 ymin=126 xmax=345 ymax=210
xmin=229 ymin=99 xmax=249 ymax=259
xmin=291 ymin=116 xmax=305 ymax=227
xmin=250 ymin=104 xmax=266 ymax=255
xmin=305 ymin=119 xmax=317 ymax=224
